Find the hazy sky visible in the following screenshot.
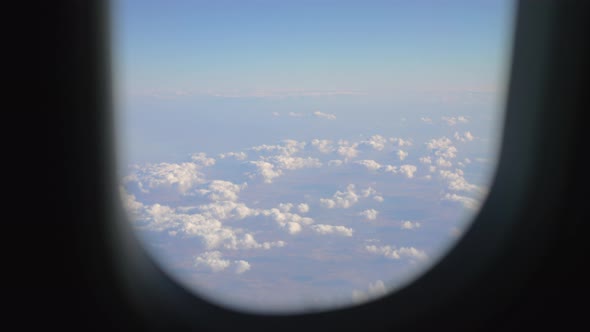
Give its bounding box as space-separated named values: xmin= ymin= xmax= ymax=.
xmin=114 ymin=0 xmax=515 ymax=313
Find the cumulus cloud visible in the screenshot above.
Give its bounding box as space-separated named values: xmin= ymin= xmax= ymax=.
xmin=426 ymin=137 xmax=453 ymax=150
xmin=218 ymin=151 xmax=247 ymax=160
xmin=399 ymin=165 xmax=418 ymax=178
xmin=297 ymin=203 xmax=309 ymax=214
xmin=199 ymin=180 xmax=245 ymax=202
xmin=337 ymin=140 xmax=359 ymax=160
xmin=444 ymin=193 xmax=480 ymax=209
xmin=361 ymin=187 xmax=377 ymax=198
xmin=397 ymin=150 xmax=408 ymax=161
xmin=420 ymin=116 xmax=433 ymax=123
xmin=320 ymin=184 xmax=360 ymax=209
xmin=359 ymin=209 xmax=379 ymax=221
xmin=311 ymin=139 xmax=334 ymax=153
xmin=419 ymin=156 xmax=432 ymax=164
xmin=270 ymin=155 xmax=322 ymax=170
xmin=313 ymin=111 xmax=337 ymax=120
xmin=234 ymin=260 xmax=251 ymax=274
xmin=400 ymin=221 xmax=421 ymax=230
xmin=356 ymin=159 xmax=382 ymax=171
xmin=120 ymin=187 xmax=144 ymax=217
xmin=442 ymin=116 xmax=469 ymax=126
xmin=278 ymin=203 xmax=293 ymax=212
xmin=288 ymin=112 xmax=304 ymax=117
xmin=198 ymin=201 xmax=258 ymax=220
xmin=390 ymin=137 xmax=413 ymax=147
xmin=250 ymin=139 xmax=305 ymax=157
xmin=287 ymin=222 xmax=302 ymax=234
xmin=142 ymin=201 xmax=285 ymax=251
xmin=426 ymin=136 xmax=458 ymax=159
xmin=194 ymin=251 xmax=252 ymax=274
xmin=454 ymin=131 xmax=475 ymax=142
xmin=261 ymin=207 xmax=314 ymax=234
xmin=362 ymin=135 xmax=388 ymax=151
xmin=191 ymin=153 xmax=216 ymax=167
xmin=248 ymin=160 xmax=282 ymax=183
xmin=126 ymin=162 xmax=206 ymax=194
xmin=194 ymin=251 xmax=231 ymax=272
xmin=373 ymin=195 xmax=384 ymax=203
xmin=383 ymin=165 xmax=397 ymax=173
xmin=436 ymin=157 xmax=452 ymax=168
xmin=352 ymin=280 xmax=388 ymax=303
xmin=365 ymin=245 xmax=428 ymax=261
xmin=311 ymin=224 xmax=354 ymax=237
xmin=439 ymin=169 xmax=480 ymax=193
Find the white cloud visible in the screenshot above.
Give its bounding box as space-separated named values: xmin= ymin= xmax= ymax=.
xmin=383 ymin=165 xmax=397 ymax=173
xmin=362 ymin=135 xmax=388 ymax=151
xmin=454 ymin=131 xmax=475 ymax=143
xmin=365 ymin=245 xmax=427 ymax=261
xmin=311 ymin=139 xmax=334 ymax=153
xmin=373 ymin=195 xmax=384 ymax=203
xmin=436 ymin=157 xmax=452 ymax=168
xmin=356 ymin=159 xmax=382 ymax=171
xmin=439 ymin=169 xmax=480 ymax=193
xmin=400 ymin=221 xmax=421 ymax=230
xmin=190 ymin=153 xmax=216 ymax=167
xmin=444 ymin=193 xmax=480 ymax=209
xmin=311 ymin=224 xmax=354 ymax=237
xmin=218 ymin=151 xmax=247 ymax=160
xmin=426 ymin=137 xmax=453 ymax=150
xmin=359 ymin=209 xmax=379 ymax=221
xmin=127 ymin=162 xmax=205 ymax=194
xmin=361 ymin=187 xmax=377 ymax=198
xmin=250 ymin=139 xmax=305 ymax=157
xmin=270 ymin=155 xmax=322 ymax=170
xmin=442 ymin=116 xmax=469 ymax=126
xmin=261 ymin=207 xmax=314 ymax=234
xmin=426 ymin=136 xmax=458 ymax=159
xmin=297 ymin=203 xmax=309 ymax=214
xmin=390 ymin=138 xmax=413 ymax=147
xmin=399 ymin=164 xmax=418 ymax=178
xmin=248 ymin=160 xmax=282 ymax=183
xmin=199 ymin=180 xmax=245 ymax=202
xmin=120 ymin=187 xmax=144 ymax=217
xmin=278 ymin=203 xmax=293 ymax=212
xmin=397 ymin=150 xmax=408 ymax=161
xmin=420 ymin=116 xmax=433 ymax=123
xmin=287 ymin=222 xmax=302 ymax=234
xmin=337 ymin=140 xmax=359 ymax=160
xmin=234 ymin=260 xmax=251 ymax=274
xmin=320 ymin=184 xmax=360 ymax=209
xmin=194 ymin=251 xmax=252 ymax=274
xmin=313 ymin=111 xmax=337 ymax=120
xmin=198 ymin=201 xmax=258 ymax=220
xmin=352 ymin=280 xmax=388 ymax=303
xmin=419 ymin=156 xmax=432 ymax=164
xmin=288 ymin=112 xmax=304 ymax=117
xmin=143 ymin=202 xmax=285 ymax=251
xmin=194 ymin=251 xmax=231 ymax=272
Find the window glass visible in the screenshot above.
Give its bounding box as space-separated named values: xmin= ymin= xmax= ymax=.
xmin=114 ymin=0 xmax=514 ymax=313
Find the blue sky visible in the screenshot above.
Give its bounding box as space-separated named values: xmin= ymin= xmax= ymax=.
xmin=114 ymin=1 xmax=514 ymax=313
xmin=114 ymin=0 xmax=513 ymax=94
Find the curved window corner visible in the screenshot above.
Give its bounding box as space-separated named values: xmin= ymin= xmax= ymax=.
xmin=113 ymin=0 xmax=515 ymax=315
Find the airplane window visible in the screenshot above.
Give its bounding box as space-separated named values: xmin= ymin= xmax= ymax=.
xmin=113 ymin=0 xmax=515 ymax=314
